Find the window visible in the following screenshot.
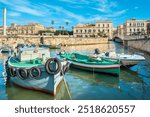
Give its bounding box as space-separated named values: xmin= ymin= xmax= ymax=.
xmin=98 ymin=29 xmax=100 ymax=32
xmin=108 ymin=29 xmax=109 ymax=32
xmin=88 ymin=29 xmax=91 ymax=33
xmin=141 ymin=23 xmax=144 ymax=27
xmin=93 ymin=29 xmax=96 ymax=33
xmin=103 ymin=24 xmax=105 ymax=27
xmin=98 ymin=24 xmax=100 ymax=27
xmin=134 ymin=29 xmax=136 ymax=32
xmin=130 ymin=23 xmax=132 ymax=26
xmin=108 ymin=24 xmax=109 ymax=27
xmin=85 ymin=29 xmax=87 ymax=33
xmin=76 ymin=30 xmax=78 ymax=33
xmin=80 ymin=30 xmax=82 ymax=33
xmin=130 ymin=29 xmax=132 ymax=32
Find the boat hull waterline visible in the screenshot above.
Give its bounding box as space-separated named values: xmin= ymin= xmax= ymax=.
xmin=60 ymin=53 xmax=120 ymax=76
xmin=7 ymin=57 xmax=68 ymax=96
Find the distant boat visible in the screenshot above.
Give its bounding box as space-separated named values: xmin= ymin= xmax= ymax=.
xmin=0 ymin=46 xmax=12 ymax=54
xmin=5 ymin=47 xmax=70 ymax=95
xmin=94 ymin=49 xmax=145 ymax=66
xmin=60 ymin=52 xmax=120 ymax=76
xmin=49 ymin=44 xmax=61 ymax=49
xmin=39 ymin=44 xmax=61 ymax=49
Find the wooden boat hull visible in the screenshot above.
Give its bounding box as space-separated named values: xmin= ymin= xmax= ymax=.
xmin=70 ymin=61 xmax=120 ymax=76
xmin=7 ymin=57 xmax=68 ymax=95
xmin=10 ymin=70 xmax=64 ymax=95
xmin=120 ymin=59 xmax=145 ymax=66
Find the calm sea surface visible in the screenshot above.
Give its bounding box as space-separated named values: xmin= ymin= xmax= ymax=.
xmin=0 ymin=41 xmax=150 ymax=100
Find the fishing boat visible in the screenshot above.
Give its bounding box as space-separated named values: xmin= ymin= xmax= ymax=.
xmin=60 ymin=52 xmax=120 ymax=76
xmin=39 ymin=44 xmax=61 ymax=49
xmin=0 ymin=46 xmax=12 ymax=54
xmin=5 ymin=47 xmax=70 ymax=95
xmin=94 ymin=49 xmax=145 ymax=66
xmin=49 ymin=44 xmax=61 ymax=49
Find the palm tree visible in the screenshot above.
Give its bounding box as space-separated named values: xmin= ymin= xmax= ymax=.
xmin=62 ymin=26 xmax=64 ymax=35
xmin=65 ymin=21 xmax=69 ymax=35
xmin=51 ymin=20 xmax=55 ymax=28
xmin=59 ymin=26 xmax=61 ymax=35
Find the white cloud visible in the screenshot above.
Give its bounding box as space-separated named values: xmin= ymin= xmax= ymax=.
xmin=92 ymin=0 xmax=117 ymax=13
xmin=105 ymin=9 xmax=128 ymax=17
xmin=0 ymin=0 xmax=49 ymax=16
xmin=8 ymin=11 xmax=21 ymax=16
xmin=59 ymin=0 xmax=91 ymax=4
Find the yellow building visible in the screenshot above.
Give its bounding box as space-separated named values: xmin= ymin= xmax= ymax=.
xmin=73 ymin=20 xmax=113 ymax=39
xmin=116 ymin=25 xmax=124 ymax=37
xmin=123 ymin=19 xmax=148 ymax=36
xmin=6 ymin=23 xmax=45 ymax=35
xmin=0 ymin=26 xmax=3 ymax=35
xmin=147 ymin=20 xmax=150 ymax=35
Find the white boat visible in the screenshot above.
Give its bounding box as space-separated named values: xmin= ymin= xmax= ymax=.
xmin=5 ymin=47 xmax=70 ymax=95
xmin=94 ymin=49 xmax=145 ymax=66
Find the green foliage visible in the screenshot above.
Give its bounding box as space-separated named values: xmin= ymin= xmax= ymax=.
xmin=38 ymin=30 xmax=53 ymax=35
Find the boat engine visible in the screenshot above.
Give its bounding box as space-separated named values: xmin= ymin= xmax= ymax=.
xmin=94 ymin=48 xmax=100 ymax=55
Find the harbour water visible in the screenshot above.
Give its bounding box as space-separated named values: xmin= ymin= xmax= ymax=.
xmin=0 ymin=41 xmax=150 ymax=100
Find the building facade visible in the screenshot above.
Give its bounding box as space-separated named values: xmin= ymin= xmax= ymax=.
xmin=122 ymin=19 xmax=148 ymax=36
xmin=147 ymin=20 xmax=150 ymax=35
xmin=0 ymin=23 xmax=45 ymax=36
xmin=116 ymin=25 xmax=124 ymax=37
xmin=73 ymin=20 xmax=113 ymax=39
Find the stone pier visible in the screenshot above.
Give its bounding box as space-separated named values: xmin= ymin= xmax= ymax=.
xmin=0 ymin=36 xmax=108 ymax=47
xmin=124 ymin=38 xmax=150 ymax=53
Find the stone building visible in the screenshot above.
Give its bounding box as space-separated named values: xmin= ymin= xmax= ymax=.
xmin=116 ymin=25 xmax=124 ymax=37
xmin=147 ymin=20 xmax=150 ymax=35
xmin=0 ymin=26 xmax=3 ymax=35
xmin=0 ymin=23 xmax=45 ymax=36
xmin=122 ymin=19 xmax=148 ymax=36
xmin=73 ymin=20 xmax=113 ymax=39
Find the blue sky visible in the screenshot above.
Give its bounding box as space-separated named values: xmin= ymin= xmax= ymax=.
xmin=0 ymin=0 xmax=150 ymax=30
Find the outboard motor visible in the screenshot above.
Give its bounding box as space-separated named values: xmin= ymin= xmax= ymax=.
xmin=94 ymin=48 xmax=100 ymax=55
xmin=105 ymin=52 xmax=109 ymax=57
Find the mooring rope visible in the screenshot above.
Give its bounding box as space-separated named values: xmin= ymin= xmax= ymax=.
xmin=64 ymin=78 xmax=72 ymax=100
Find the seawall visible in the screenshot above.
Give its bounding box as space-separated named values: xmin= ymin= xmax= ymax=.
xmin=0 ymin=36 xmax=108 ymax=47
xmin=124 ymin=38 xmax=150 ymax=54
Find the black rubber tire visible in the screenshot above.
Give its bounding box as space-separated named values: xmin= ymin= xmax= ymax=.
xmin=17 ymin=68 xmax=28 ymax=80
xmin=9 ymin=68 xmax=16 ymax=77
xmin=29 ymin=67 xmax=41 ymax=79
xmin=45 ymin=58 xmax=61 ymax=75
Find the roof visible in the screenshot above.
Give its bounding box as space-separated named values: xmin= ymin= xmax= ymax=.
xmin=96 ymin=20 xmax=112 ymax=23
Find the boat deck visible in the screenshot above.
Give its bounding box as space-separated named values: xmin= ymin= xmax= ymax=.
xmin=9 ymin=57 xmax=42 ymax=67
xmin=61 ymin=53 xmax=119 ymax=65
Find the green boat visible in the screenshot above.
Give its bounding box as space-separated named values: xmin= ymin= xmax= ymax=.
xmin=4 ymin=47 xmax=70 ymax=96
xmin=60 ymin=53 xmax=120 ymax=76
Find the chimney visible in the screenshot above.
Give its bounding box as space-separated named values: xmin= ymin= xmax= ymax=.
xmin=3 ymin=8 xmax=7 ymax=36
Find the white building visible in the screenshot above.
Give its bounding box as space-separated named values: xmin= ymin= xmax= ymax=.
xmin=73 ymin=20 xmax=113 ymax=39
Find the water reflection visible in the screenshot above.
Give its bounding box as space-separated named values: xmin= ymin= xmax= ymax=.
xmin=6 ymin=80 xmax=70 ymax=100
xmin=0 ymin=41 xmax=150 ymax=100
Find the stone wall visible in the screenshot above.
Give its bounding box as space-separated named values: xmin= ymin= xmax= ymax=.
xmin=124 ymin=38 xmax=150 ymax=53
xmin=0 ymin=36 xmax=108 ymax=47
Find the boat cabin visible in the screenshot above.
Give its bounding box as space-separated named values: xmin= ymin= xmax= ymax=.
xmin=17 ymin=47 xmax=50 ymax=62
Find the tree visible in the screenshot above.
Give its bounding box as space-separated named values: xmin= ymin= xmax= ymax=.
xmin=59 ymin=26 xmax=61 ymax=35
xmin=65 ymin=21 xmax=69 ymax=35
xmin=51 ymin=20 xmax=55 ymax=28
xmin=62 ymin=26 xmax=64 ymax=35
